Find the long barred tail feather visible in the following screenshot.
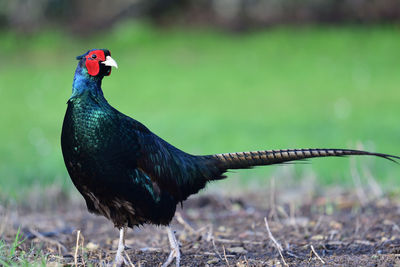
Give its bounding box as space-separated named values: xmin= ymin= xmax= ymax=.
xmin=212 ymin=148 xmax=400 ymax=170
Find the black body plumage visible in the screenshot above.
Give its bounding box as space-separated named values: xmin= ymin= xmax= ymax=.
xmin=61 ymin=88 xmax=222 ymax=227
xmin=61 ymin=49 xmax=399 ymax=229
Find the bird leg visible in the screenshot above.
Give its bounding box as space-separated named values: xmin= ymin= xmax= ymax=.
xmin=161 ymin=226 xmax=181 ymax=267
xmin=114 ymin=227 xmax=128 ymax=267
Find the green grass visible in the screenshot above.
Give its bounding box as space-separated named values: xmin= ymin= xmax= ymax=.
xmin=0 ymin=22 xmax=399 ymax=200
xmin=0 ymin=228 xmax=47 ymax=266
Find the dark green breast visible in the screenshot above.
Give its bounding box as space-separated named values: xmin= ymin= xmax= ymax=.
xmin=61 ymin=92 xmax=177 ymax=227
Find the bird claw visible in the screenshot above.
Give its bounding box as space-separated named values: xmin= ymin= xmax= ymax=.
xmin=113 ymin=249 xmax=128 ymax=267
xmin=112 ymin=255 xmax=127 ymax=267
xmin=161 ymin=246 xmax=180 ymax=267
xmin=161 ymin=227 xmax=181 ymax=267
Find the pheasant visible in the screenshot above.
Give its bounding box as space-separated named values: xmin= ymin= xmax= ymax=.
xmin=61 ymin=49 xmax=399 ymax=266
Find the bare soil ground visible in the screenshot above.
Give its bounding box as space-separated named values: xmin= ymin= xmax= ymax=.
xmin=2 ymin=190 xmax=400 ymax=266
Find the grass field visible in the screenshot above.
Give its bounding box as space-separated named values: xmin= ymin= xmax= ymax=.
xmin=0 ymin=22 xmax=399 ymax=200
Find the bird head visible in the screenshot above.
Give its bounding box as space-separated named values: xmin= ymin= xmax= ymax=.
xmin=76 ymin=49 xmax=118 ymax=77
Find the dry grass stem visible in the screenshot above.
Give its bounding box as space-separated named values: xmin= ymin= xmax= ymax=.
xmin=222 ymin=245 xmax=231 ymax=267
xmin=289 ymin=202 xmax=299 ymax=233
xmin=350 ymin=158 xmax=368 ymax=205
xmin=391 ymin=221 xmax=400 ymax=232
xmin=264 ymin=217 xmax=288 ymax=266
xmin=28 ymin=227 xmax=67 ymax=253
xmin=74 ymin=230 xmax=80 ymax=267
xmin=310 ymin=244 xmax=325 ymax=264
xmin=0 ymin=210 xmax=9 ymax=236
xmin=214 ymin=238 xmax=262 ymax=245
xmin=244 ymin=255 xmax=250 ymax=267
xmin=211 ymin=237 xmax=224 ymax=262
xmin=80 ymin=232 xmax=85 ymax=266
xmin=313 ymin=216 xmax=323 ymax=233
xmin=363 ymin=166 xmax=383 ymax=198
xmin=205 ymin=224 xmax=213 ymax=242
xmin=175 ymin=212 xmax=196 ymax=234
xmin=355 ymin=217 xmax=360 ymax=235
xmin=268 ymin=177 xmax=281 ymax=224
xmin=124 ymin=251 xmax=135 ymax=267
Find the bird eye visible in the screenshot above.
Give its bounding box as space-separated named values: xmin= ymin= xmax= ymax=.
xmin=91 ymin=54 xmax=97 ymax=59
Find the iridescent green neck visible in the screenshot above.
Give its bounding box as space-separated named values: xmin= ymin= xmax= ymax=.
xmin=71 ymin=61 xmax=104 ymax=99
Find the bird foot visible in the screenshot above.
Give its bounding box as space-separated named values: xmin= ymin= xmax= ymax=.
xmin=161 ymin=227 xmax=180 ymax=267
xmin=113 ymin=227 xmax=128 ymax=267
xmin=161 ymin=247 xmax=180 ymax=267
xmin=113 ymin=253 xmax=127 ymax=267
xmin=113 ymin=246 xmax=129 ymax=267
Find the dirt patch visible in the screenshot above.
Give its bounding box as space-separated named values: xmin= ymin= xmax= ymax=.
xmin=2 ymin=191 xmax=400 ymax=266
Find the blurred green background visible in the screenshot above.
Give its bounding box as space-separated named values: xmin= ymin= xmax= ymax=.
xmin=0 ymin=0 xmax=399 ymax=201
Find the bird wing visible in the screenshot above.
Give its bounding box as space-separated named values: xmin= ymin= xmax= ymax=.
xmin=136 ymin=130 xmax=195 ymax=200
xmin=120 ymin=114 xmax=218 ymax=201
xmin=118 ymin=114 xmax=187 ymax=199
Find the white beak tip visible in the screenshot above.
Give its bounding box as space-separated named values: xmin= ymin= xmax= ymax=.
xmin=102 ymin=55 xmax=118 ymax=69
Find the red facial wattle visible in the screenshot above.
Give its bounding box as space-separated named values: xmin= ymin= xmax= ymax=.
xmin=85 ymin=50 xmax=106 ymax=76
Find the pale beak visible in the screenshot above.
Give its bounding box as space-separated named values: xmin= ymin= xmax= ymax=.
xmin=101 ymin=56 xmax=118 ymax=69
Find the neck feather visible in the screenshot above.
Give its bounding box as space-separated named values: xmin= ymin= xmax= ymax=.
xmin=71 ymin=62 xmax=104 ymax=99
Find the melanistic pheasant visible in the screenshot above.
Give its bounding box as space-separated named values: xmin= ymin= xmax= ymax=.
xmin=61 ymin=49 xmax=399 ymax=266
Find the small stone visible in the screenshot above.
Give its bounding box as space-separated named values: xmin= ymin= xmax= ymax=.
xmin=218 ymin=226 xmax=226 ymax=232
xmin=207 ymin=257 xmax=219 ymax=264
xmin=311 ymin=235 xmax=324 ymax=241
xmin=329 ymin=221 xmax=342 ymax=229
xmin=227 ymin=246 xmax=248 ymax=254
xmin=86 ymin=242 xmax=99 ymax=251
xmin=236 ymin=261 xmax=248 ymax=267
